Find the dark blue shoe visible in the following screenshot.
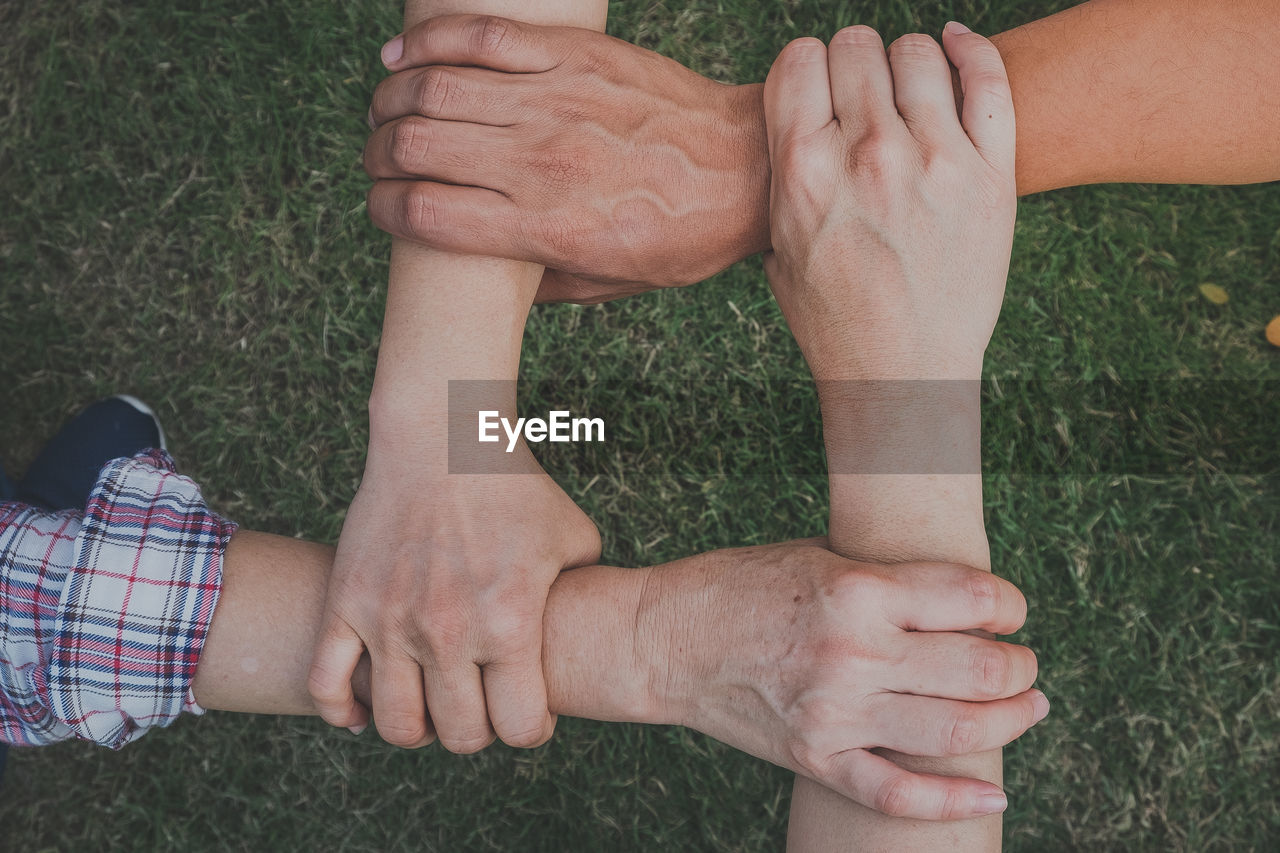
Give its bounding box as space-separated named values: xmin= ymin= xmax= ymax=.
xmin=16 ymin=396 xmax=166 ymax=512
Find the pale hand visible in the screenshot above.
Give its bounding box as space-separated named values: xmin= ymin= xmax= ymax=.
xmin=640 ymin=540 xmax=1047 ymax=821
xmin=310 ymin=444 xmax=600 ymax=752
xmin=762 ymin=23 xmax=1017 ymax=381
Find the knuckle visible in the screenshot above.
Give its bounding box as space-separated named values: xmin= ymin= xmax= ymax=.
xmin=939 ymin=787 xmax=967 ymax=821
xmin=944 ymin=708 xmax=983 ymax=755
xmin=972 ymin=646 xmax=1012 ymax=698
xmin=965 ymin=571 xmax=1000 ymax=619
xmin=832 ymin=567 xmax=889 ymax=611
xmin=848 ymin=130 xmax=900 ymax=180
xmin=968 ymin=70 xmax=1012 ymax=104
xmin=390 ymin=117 xmax=431 ymax=170
xmin=421 ymin=608 xmax=469 ymax=651
xmin=403 ymin=183 xmax=439 ymax=236
xmin=473 ymin=15 xmax=515 ymax=57
xmin=416 ymin=67 xmax=457 ymax=115
xmin=874 ymin=776 xmax=916 ymax=818
xmin=570 ymin=44 xmax=617 ymax=78
xmin=306 ymin=666 xmax=340 ymax=704
xmin=486 ymin=612 xmax=536 ymax=649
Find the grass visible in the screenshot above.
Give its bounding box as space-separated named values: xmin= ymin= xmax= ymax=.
xmin=1 ymin=0 xmax=1278 ymax=850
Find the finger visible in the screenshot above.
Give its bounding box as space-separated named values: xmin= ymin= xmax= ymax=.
xmin=308 ymin=618 xmax=371 ymax=731
xmin=424 ymin=661 xmax=496 ymax=754
xmin=880 ymin=562 xmax=1027 ymax=634
xmin=481 ymin=636 xmax=556 ymax=749
xmin=868 ymin=688 xmax=1050 ymax=757
xmin=763 ymin=38 xmax=833 ymax=161
xmin=940 ymin=22 xmax=1015 ymax=174
xmin=370 ymin=66 xmax=527 ymax=128
xmin=825 ymin=748 xmax=1010 ymax=820
xmin=826 ymin=26 xmax=896 ymax=137
xmin=364 ymin=116 xmax=515 ymax=185
xmin=369 ymin=653 xmax=434 ymax=748
xmin=887 ymin=33 xmax=961 ymax=143
xmin=383 ymin=14 xmax=560 ymax=74
xmin=366 ymin=180 xmax=529 ymax=260
xmin=892 ymin=631 xmax=1038 ymax=700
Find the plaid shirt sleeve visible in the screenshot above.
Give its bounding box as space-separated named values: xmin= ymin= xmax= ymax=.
xmin=0 ymin=450 xmax=235 ymax=748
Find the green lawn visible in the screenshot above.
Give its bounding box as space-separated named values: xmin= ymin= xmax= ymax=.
xmin=2 ymin=0 xmax=1278 ymax=850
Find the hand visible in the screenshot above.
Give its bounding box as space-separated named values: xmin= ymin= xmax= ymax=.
xmin=639 ymin=540 xmax=1046 ymax=820
xmin=309 ymin=443 xmax=601 ymax=752
xmin=363 ymin=14 xmax=769 ymax=303
xmin=762 ymin=24 xmax=1016 ymax=381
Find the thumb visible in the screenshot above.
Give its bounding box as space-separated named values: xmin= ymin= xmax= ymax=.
xmin=308 ymin=616 xmax=372 ymax=732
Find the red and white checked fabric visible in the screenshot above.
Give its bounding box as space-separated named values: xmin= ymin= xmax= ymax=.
xmin=0 ymin=450 xmax=235 ymax=748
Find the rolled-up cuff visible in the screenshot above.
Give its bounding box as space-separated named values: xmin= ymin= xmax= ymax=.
xmin=46 ymin=450 xmax=235 ymax=749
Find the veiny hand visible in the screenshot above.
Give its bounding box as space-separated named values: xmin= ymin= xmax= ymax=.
xmin=363 ymin=14 xmax=768 ymax=303
xmin=309 ymin=445 xmax=600 ymax=752
xmin=762 ymin=23 xmax=1017 ymax=380
xmin=641 ymin=540 xmax=1046 ymax=820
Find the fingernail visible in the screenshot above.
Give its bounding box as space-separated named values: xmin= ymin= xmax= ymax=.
xmin=945 ymin=21 xmax=972 ymax=35
xmin=975 ymin=791 xmax=1008 ymax=816
xmin=348 ymin=724 xmax=367 ymax=736
xmin=1031 ymin=690 xmax=1051 ymax=723
xmin=366 ymin=108 xmax=376 ymax=130
xmin=381 ymin=35 xmax=404 ymax=67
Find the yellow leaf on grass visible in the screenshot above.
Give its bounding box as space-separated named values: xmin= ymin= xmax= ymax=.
xmin=1199 ymin=283 xmax=1230 ymax=305
xmin=1266 ymin=315 xmax=1280 ymax=348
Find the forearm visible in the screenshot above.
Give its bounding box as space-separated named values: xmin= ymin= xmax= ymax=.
xmin=821 ymin=381 xmax=988 ymax=570
xmin=787 ymin=383 xmax=997 ymax=852
xmin=373 ymin=0 xmax=608 ymax=447
xmin=994 ymin=0 xmax=1280 ymax=194
xmin=194 ymin=530 xmax=659 ymax=723
xmin=729 ymin=0 xmax=1280 ymax=259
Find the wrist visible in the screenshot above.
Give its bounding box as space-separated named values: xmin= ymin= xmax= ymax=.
xmin=367 ymin=375 xmax=525 ymax=460
xmin=725 ymin=83 xmax=772 ymax=260
xmin=630 ymin=552 xmax=724 ymax=729
xmin=543 ymin=564 xmax=670 ymax=725
xmin=820 ymin=380 xmax=990 ymax=568
xmin=366 ymin=386 xmax=447 ymax=457
xmin=803 ymin=332 xmax=986 ymax=383
xmin=818 ymin=377 xmax=983 ymax=476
